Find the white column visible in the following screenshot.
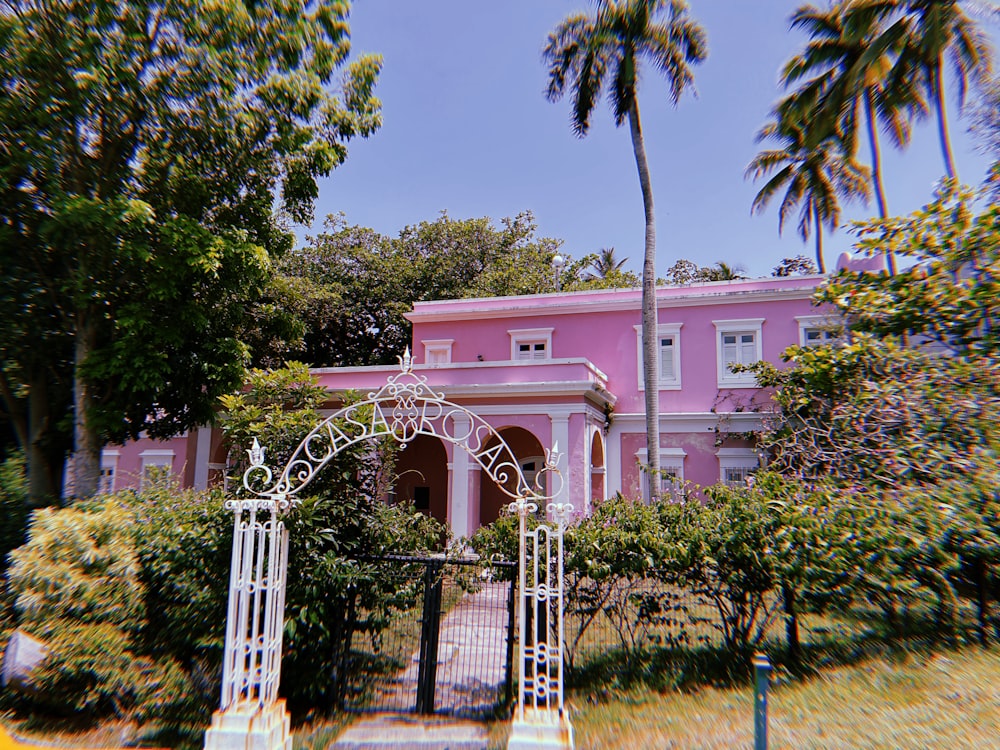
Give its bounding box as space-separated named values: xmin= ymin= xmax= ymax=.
xmin=449 ymin=414 xmax=472 ymax=538
xmin=193 ymin=425 xmax=213 ymax=490
xmin=606 ymin=423 xmax=622 ymax=497
xmin=550 ymin=413 xmax=570 ymax=509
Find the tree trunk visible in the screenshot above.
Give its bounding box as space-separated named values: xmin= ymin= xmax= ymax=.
xmin=782 ymin=583 xmax=801 ymax=666
xmin=628 ymin=101 xmax=660 ymax=499
xmin=864 ymin=87 xmax=896 ymax=275
xmin=27 ymin=370 xmax=64 ymax=506
xmin=812 ymin=204 xmax=826 ymax=274
xmin=1 ymin=366 xmax=64 ymax=506
xmin=70 ymin=311 xmax=101 ymax=499
xmin=932 ymin=57 xmax=958 ymax=181
xmin=974 ymin=558 xmax=990 ymax=647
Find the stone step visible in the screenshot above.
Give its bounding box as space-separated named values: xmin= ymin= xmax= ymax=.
xmin=328 ymin=716 xmax=489 ymax=750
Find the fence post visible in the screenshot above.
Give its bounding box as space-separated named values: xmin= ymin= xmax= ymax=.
xmin=416 ymin=559 xmax=444 ymax=714
xmin=504 ymin=563 xmax=518 ymax=710
xmin=754 ymin=652 xmax=772 ymax=750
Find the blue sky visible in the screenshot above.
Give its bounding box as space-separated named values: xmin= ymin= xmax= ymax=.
xmin=307 ymin=1 xmax=998 ymax=279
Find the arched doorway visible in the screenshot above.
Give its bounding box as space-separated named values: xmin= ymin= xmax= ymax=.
xmin=393 ymin=434 xmax=448 ymax=525
xmin=479 ymin=427 xmax=546 ymax=527
xmin=590 ymin=429 xmax=606 ymax=505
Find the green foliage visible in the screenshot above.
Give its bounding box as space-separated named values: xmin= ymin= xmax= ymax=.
xmin=127 ymin=483 xmax=234 ymax=733
xmin=661 ymin=259 xmax=749 ymax=285
xmin=821 ymin=178 xmax=999 ymax=357
xmin=0 ymin=0 xmax=382 ymax=498
xmin=562 ymin=495 xmax=696 ymax=667
xmin=6 ymin=498 xmax=148 ymax=716
xmin=261 ymin=212 xmax=621 ymax=368
xmin=8 ymin=500 xmax=144 ymax=635
xmin=0 ymin=452 xmax=29 ymax=568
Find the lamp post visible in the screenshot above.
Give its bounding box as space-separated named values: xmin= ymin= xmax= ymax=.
xmin=552 ymin=253 xmax=566 ymax=291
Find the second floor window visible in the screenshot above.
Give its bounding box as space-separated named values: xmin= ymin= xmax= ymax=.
xmin=509 ymin=327 xmax=554 ymax=362
xmin=714 ymin=318 xmax=764 ymax=388
xmin=722 ymin=332 xmax=757 ymax=368
xmin=636 ymin=323 xmax=682 ymax=390
xmin=517 ymin=341 xmax=547 ymax=360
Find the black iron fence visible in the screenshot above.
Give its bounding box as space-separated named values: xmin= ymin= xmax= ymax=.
xmin=332 ymin=555 xmax=517 ymax=719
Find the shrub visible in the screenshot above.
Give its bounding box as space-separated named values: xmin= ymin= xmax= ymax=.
xmin=0 ymin=453 xmax=29 ymax=570
xmin=7 ymin=498 xmax=148 ymax=716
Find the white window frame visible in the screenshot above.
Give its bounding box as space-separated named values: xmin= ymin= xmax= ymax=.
xmin=635 ymin=323 xmax=682 ymax=390
xmin=422 ymin=339 xmax=454 ymax=366
xmin=717 ymin=447 xmax=760 ymax=488
xmin=796 ymin=315 xmax=841 ymax=347
xmin=139 ymin=449 xmax=175 ymax=490
xmin=713 ymin=318 xmax=764 ymax=388
xmin=636 ymin=447 xmax=686 ymax=501
xmin=509 ymin=327 xmax=553 ymax=362
xmin=99 ymin=450 xmax=119 ymax=495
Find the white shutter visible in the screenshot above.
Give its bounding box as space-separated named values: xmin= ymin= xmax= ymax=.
xmin=722 ymin=334 xmax=738 ymax=368
xmin=659 ymin=337 xmax=674 ymax=380
xmin=740 ymin=333 xmax=756 ymax=364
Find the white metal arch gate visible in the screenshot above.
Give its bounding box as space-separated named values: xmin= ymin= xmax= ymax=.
xmin=203 ymin=352 xmax=575 ymax=750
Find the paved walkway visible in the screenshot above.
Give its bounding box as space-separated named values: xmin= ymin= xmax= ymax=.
xmin=330 ymin=580 xmax=511 ymax=749
xmin=328 ymin=715 xmax=489 ymax=750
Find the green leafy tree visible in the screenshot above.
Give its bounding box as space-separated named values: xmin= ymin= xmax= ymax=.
xmin=820 ymin=177 xmax=998 ymax=355
xmin=268 ymin=212 xmax=601 ymax=368
xmin=0 ymin=1 xmax=381 ymax=501
xmin=749 ymin=180 xmax=1000 ymax=641
xmin=772 ymin=255 xmax=819 ymax=276
xmin=543 ymin=0 xmax=708 ymax=484
xmin=747 ymin=93 xmax=871 ymax=273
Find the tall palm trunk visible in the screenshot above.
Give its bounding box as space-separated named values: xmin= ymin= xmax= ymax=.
xmin=863 ymin=88 xmax=896 ymax=275
xmin=812 ymin=203 xmax=826 ymax=274
xmin=629 ymin=100 xmax=660 ymax=493
xmin=71 ymin=309 xmax=101 ymax=499
xmin=931 ymin=55 xmax=958 ymax=180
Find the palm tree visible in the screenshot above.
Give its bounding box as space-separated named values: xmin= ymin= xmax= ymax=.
xmin=697 ymin=261 xmax=749 ymax=281
xmin=864 ymin=0 xmax=994 ymax=179
xmin=586 ymin=247 xmax=629 ymax=279
xmin=544 ymin=0 xmax=707 ymax=488
xmin=747 ymin=97 xmax=871 ymax=274
xmin=782 ymin=0 xmax=927 ymax=273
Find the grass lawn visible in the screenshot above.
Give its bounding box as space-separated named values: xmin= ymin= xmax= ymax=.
xmin=560 ymin=647 xmax=1000 ymax=750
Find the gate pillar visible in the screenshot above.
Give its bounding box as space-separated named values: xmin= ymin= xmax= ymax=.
xmin=204 ymin=494 xmax=291 ymax=750
xmin=507 ymin=498 xmax=575 ymax=750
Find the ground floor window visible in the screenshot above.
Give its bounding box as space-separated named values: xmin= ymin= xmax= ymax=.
xmin=716 ymin=447 xmax=760 ymax=488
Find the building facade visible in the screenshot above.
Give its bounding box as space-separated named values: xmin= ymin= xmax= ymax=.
xmin=104 ymin=272 xmax=840 ymax=538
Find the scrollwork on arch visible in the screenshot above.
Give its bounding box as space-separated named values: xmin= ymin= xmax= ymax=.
xmin=240 ymin=349 xmax=562 ymax=511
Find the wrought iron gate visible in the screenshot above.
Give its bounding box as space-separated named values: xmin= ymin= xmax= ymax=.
xmin=332 ymin=555 xmax=517 ymax=719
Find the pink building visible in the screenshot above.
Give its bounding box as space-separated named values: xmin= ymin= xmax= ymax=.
xmin=104 ymin=273 xmax=838 ymax=537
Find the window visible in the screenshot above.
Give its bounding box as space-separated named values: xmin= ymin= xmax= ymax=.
xmin=509 ymin=328 xmax=553 ymax=362
xmin=517 ymin=342 xmax=546 ymax=360
xmin=717 ymin=448 xmax=760 ymax=488
xmin=139 ymin=449 xmax=174 ymax=490
xmin=636 ymin=448 xmax=686 ymax=502
xmin=635 ymin=324 xmax=682 ymax=390
xmin=797 ymin=316 xmax=841 ymax=347
xmin=99 ymin=450 xmax=119 ymax=494
xmin=422 ymin=339 xmax=454 ymax=365
xmin=713 ymin=319 xmax=764 ymax=388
